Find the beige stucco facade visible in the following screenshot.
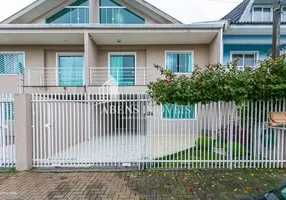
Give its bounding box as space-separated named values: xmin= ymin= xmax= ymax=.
xmin=0 ymin=0 xmax=225 ymax=94
xmin=0 ymin=35 xmax=221 ymax=93
xmin=0 ymin=0 xmax=227 ymax=171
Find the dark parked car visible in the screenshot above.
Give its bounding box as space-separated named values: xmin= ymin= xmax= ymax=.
xmin=243 ymin=180 xmax=286 ymax=200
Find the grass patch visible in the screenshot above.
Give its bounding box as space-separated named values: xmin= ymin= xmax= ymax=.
xmin=153 ymin=147 xmax=225 ymax=168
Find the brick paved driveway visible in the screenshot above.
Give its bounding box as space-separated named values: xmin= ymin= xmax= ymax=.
xmin=0 ymin=169 xmax=285 ymax=200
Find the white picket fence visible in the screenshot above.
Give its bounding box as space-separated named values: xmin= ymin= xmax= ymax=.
xmin=0 ymin=94 xmax=15 ymax=168
xmin=31 ymin=93 xmax=286 ymax=169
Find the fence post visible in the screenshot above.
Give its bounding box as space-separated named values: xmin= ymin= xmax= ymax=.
xmin=14 ymin=94 xmax=32 ymax=171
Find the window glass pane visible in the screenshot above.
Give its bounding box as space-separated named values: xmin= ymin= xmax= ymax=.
xmin=122 ymin=55 xmax=135 ymax=85
xmin=100 ymin=8 xmax=145 ymax=24
xmin=163 ymin=104 xmax=195 ymax=119
xmin=110 ymin=55 xmax=135 ymax=86
xmin=113 ymin=8 xmax=122 ymax=24
xmin=120 ymin=8 xmax=145 ymax=24
xmin=167 ymin=53 xmax=193 ymax=73
xmin=179 ymin=54 xmax=192 ymax=73
xmin=100 ymin=8 xmax=107 ymax=24
xmin=46 ymin=0 xmax=89 ymax=24
xmin=244 ymin=54 xmax=255 ymax=67
xmin=70 ymin=0 xmax=88 ymax=6
xmin=100 ymin=0 xmax=121 ymax=6
xmin=253 ymin=7 xmax=262 ymax=21
xmin=46 ymin=8 xmax=71 ymax=23
xmin=263 ymin=8 xmax=271 ymax=21
xmin=58 ymin=56 xmax=83 ymax=86
xmin=0 ymin=53 xmax=24 ymax=74
xmin=70 ymin=8 xmax=78 ymax=23
xmin=282 ymin=7 xmax=286 ymax=21
xmin=232 ymin=54 xmax=244 ymax=66
xmin=99 ymin=0 xmax=145 ymax=24
xmin=78 ymin=8 xmax=89 ymax=23
xmin=166 ymin=54 xmax=178 ymax=72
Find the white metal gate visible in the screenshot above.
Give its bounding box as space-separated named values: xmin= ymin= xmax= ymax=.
xmin=0 ymin=94 xmax=15 ymax=168
xmin=32 ymin=93 xmax=286 ymax=169
xmin=32 ymin=93 xmax=149 ymax=168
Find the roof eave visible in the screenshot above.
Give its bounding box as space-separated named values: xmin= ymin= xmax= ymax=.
xmin=0 ymin=23 xmax=225 ymax=30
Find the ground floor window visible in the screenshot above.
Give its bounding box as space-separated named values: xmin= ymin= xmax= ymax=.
xmin=162 ymin=104 xmax=196 ymax=120
xmin=0 ymin=52 xmax=24 ymax=74
xmin=231 ymin=51 xmax=258 ymax=70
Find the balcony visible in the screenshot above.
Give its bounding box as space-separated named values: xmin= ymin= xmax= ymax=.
xmin=23 ymin=67 xmax=148 ymax=87
xmin=89 ymin=67 xmax=148 ymax=86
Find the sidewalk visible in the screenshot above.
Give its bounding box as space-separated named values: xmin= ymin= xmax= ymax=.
xmin=0 ymin=169 xmax=285 ymax=200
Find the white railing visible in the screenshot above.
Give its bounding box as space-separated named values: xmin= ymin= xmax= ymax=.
xmin=99 ymin=76 xmax=119 ymax=100
xmin=24 ymin=67 xmax=148 ymax=87
xmin=0 ymin=93 xmax=15 ymax=168
xmin=24 ymin=67 xmax=84 ymax=87
xmin=89 ymin=67 xmax=148 ymax=86
xmin=31 ymin=93 xmax=286 ymax=169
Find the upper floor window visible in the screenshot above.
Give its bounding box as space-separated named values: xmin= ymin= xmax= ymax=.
xmin=99 ymin=0 xmax=145 ymax=24
xmin=231 ymin=51 xmax=258 ymax=71
xmin=0 ymin=52 xmax=24 ymax=75
xmin=46 ymin=0 xmax=89 ymax=24
xmin=252 ymin=6 xmax=272 ymax=22
xmin=165 ymin=51 xmax=193 ymax=74
xmin=282 ymin=7 xmax=286 ymax=21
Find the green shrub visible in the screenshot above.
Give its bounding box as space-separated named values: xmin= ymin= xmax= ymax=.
xmin=195 ymin=136 xmax=214 ymax=149
xmin=225 ymin=142 xmax=247 ymax=158
xmin=147 ymin=55 xmax=286 ymax=105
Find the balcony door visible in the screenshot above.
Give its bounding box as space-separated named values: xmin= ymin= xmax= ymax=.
xmin=109 ymin=53 xmax=136 ymax=86
xmin=58 ymin=54 xmax=84 ymax=86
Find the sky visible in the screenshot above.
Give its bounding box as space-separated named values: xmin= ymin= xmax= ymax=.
xmin=0 ymin=0 xmax=243 ymax=23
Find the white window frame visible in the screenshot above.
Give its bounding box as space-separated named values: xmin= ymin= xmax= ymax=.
xmin=164 ymin=50 xmax=194 ymax=75
xmin=45 ymin=0 xmax=89 ymax=24
xmin=99 ymin=0 xmax=145 ymax=24
xmin=252 ymin=6 xmax=273 ymax=22
xmin=230 ymin=51 xmax=259 ymax=70
xmin=161 ymin=104 xmax=197 ymax=121
xmin=282 ymin=6 xmax=286 ymax=21
xmin=0 ymin=51 xmax=25 ymax=76
xmin=56 ymin=52 xmax=85 ymax=86
xmin=108 ymin=52 xmax=137 ymax=86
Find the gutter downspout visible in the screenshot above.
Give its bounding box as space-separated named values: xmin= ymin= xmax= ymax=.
xmin=220 ymin=27 xmax=224 ymax=64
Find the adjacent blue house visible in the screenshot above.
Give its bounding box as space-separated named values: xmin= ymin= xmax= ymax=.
xmin=222 ymin=0 xmax=286 ymax=70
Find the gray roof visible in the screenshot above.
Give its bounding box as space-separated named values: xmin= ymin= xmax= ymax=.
xmin=221 ymin=0 xmax=250 ymax=22
xmin=230 ymin=21 xmax=286 ymax=24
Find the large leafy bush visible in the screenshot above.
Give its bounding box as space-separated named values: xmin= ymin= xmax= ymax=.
xmin=147 ymin=55 xmax=286 ymax=105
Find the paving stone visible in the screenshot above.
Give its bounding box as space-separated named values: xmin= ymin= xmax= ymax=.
xmin=0 ymin=169 xmax=285 ymax=199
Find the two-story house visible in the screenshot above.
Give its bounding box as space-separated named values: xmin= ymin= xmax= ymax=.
xmin=0 ymin=0 xmax=224 ymax=94
xmin=222 ymin=0 xmax=286 ymax=69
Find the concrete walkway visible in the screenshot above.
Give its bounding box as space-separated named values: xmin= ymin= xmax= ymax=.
xmin=53 ymin=134 xmax=197 ymax=165
xmin=0 ymin=169 xmax=285 ymax=200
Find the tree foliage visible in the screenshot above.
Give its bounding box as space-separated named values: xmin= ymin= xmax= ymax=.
xmin=147 ymin=55 xmax=286 ymax=105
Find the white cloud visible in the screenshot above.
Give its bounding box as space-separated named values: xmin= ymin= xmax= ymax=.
xmin=0 ymin=0 xmax=243 ymax=23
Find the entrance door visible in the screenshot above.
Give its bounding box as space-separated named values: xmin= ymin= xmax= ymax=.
xmin=109 ymin=53 xmax=135 ymax=86
xmin=58 ymin=54 xmax=84 ymax=86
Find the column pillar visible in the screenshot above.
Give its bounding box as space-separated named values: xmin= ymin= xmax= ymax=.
xmin=84 ymin=32 xmax=98 ymax=86
xmin=14 ymin=94 xmax=32 ymax=171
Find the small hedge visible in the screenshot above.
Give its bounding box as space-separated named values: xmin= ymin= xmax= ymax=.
xmin=195 ymin=136 xmax=214 ymax=150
